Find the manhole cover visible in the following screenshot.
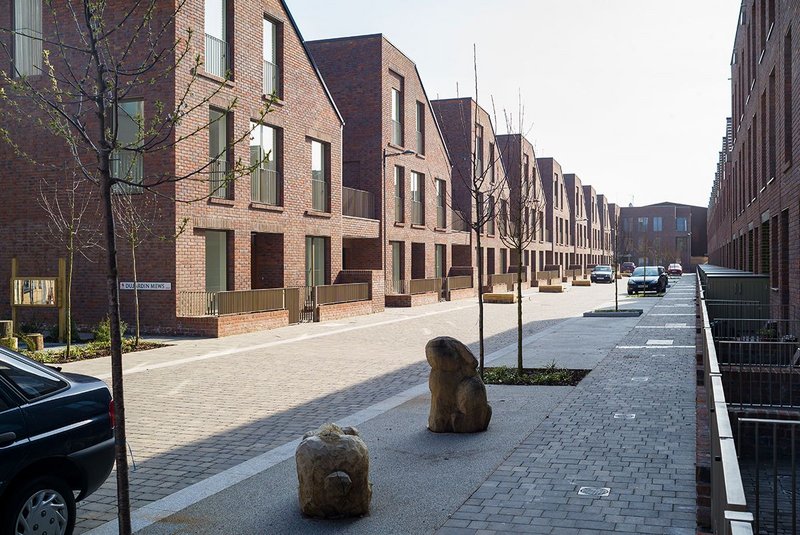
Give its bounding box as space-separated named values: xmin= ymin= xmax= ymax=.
xmin=578 ymin=486 xmax=610 ymax=497
xmin=631 ymin=377 xmax=649 ymax=382
xmin=613 ymin=413 xmax=636 ymax=419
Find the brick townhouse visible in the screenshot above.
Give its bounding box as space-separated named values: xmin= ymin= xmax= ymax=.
xmin=597 ymin=194 xmax=613 ymax=265
xmin=431 ymin=97 xmax=512 ymax=279
xmin=583 ymin=184 xmax=603 ymax=266
xmin=307 ymin=34 xmax=471 ymax=304
xmin=563 ymin=174 xmax=591 ymax=269
xmin=536 ymin=157 xmax=573 ymax=272
xmin=618 ymin=202 xmax=707 ymax=270
xmin=707 ymin=0 xmax=799 ymax=323
xmin=0 ymin=0 xmax=368 ymax=336
xmin=496 ymin=134 xmax=551 ymax=275
xmin=608 ymin=202 xmax=622 ymax=261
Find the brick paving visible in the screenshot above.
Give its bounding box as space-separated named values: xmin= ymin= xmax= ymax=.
xmin=438 ymin=276 xmax=698 ymax=534
xmin=71 ymin=284 xmax=617 ymax=533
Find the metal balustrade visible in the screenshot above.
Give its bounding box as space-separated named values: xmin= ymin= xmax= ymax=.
xmin=343 ymin=187 xmax=376 ymax=219
xmin=263 ymin=59 xmax=279 ymax=96
xmin=205 ymin=33 xmax=228 ymax=78
xmin=251 ymin=168 xmax=280 ymax=205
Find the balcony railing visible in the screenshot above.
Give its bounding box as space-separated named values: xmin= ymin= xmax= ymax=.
xmin=177 ymin=288 xmax=285 ymax=317
xmin=209 ymin=159 xmax=231 ymax=199
xmin=111 ymin=150 xmax=143 ymax=193
xmin=416 ymin=130 xmax=424 ymax=154
xmin=312 ymin=176 xmax=328 ymax=212
xmin=391 ymin=277 xmax=443 ymax=295
xmin=394 ymin=195 xmax=404 ymax=223
xmin=316 ymin=282 xmax=370 ymax=305
xmin=392 ymin=120 xmax=402 ymax=145
xmin=452 ymin=210 xmax=469 ymax=232
xmin=343 ymin=187 xmax=376 ymax=219
xmin=251 ymin=168 xmax=280 ymax=205
xmin=411 ymin=200 xmax=424 ymax=225
xmin=205 ymin=33 xmax=228 ymax=78
xmin=446 ymin=275 xmax=472 ymax=291
xmin=486 ymin=217 xmax=495 ymax=236
xmin=263 ymin=59 xmax=279 ymax=96
xmin=436 ymin=205 xmax=446 ymax=228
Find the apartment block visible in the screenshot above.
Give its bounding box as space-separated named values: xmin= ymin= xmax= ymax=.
xmin=707 ymin=1 xmax=799 ymax=323
xmin=597 ymin=194 xmax=613 ymax=264
xmin=563 ymin=174 xmax=590 ymax=269
xmin=307 ymin=34 xmax=471 ymax=303
xmin=537 ymin=158 xmax=573 ymax=272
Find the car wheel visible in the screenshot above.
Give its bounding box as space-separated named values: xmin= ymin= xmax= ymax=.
xmin=627 ymin=289 xmax=633 ymax=295
xmin=1 ymin=476 xmax=76 ymax=535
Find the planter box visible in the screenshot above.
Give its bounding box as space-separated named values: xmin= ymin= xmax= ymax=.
xmin=583 ymin=309 xmax=643 ymax=318
xmin=483 ymin=293 xmax=515 ymax=304
xmin=572 ymin=280 xmax=591 ymax=287
xmin=539 ymin=285 xmax=564 ymax=293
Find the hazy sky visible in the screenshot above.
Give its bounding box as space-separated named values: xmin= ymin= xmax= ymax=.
xmin=289 ymin=1 xmax=741 ymax=209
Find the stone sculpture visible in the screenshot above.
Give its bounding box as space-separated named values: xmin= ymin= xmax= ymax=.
xmin=295 ymin=423 xmax=371 ymax=518
xmin=426 ymin=336 xmax=492 ymax=433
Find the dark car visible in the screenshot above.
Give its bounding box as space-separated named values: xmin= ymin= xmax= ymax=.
xmin=590 ymin=265 xmax=614 ymax=283
xmin=0 ymin=347 xmax=115 ymax=535
xmin=620 ymin=261 xmax=636 ymax=274
xmin=627 ymin=266 xmax=668 ymax=294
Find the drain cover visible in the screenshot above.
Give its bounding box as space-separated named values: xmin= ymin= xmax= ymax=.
xmin=613 ymin=412 xmax=636 ymax=419
xmin=578 ymin=486 xmax=610 ymax=497
xmin=623 ymin=354 xmax=639 ymax=359
xmin=631 ymin=377 xmax=649 ymax=382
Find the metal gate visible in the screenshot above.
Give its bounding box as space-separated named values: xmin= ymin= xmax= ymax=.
xmin=286 ymin=287 xmax=315 ymax=324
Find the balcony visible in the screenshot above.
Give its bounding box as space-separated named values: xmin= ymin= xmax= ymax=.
xmin=205 ymin=33 xmax=228 ymax=78
xmin=394 ymin=195 xmax=404 ymax=223
xmin=416 ymin=130 xmax=424 ymax=154
xmin=263 ymin=59 xmax=279 ymax=96
xmin=392 ymin=120 xmax=402 ymax=146
xmin=452 ymin=210 xmax=469 ymax=232
xmin=312 ymin=175 xmax=328 ymax=212
xmin=486 ymin=217 xmax=495 ymax=236
xmin=111 ymin=149 xmax=143 ymax=193
xmin=436 ymin=205 xmax=446 ymax=228
xmin=209 ymin=159 xmax=231 ymax=199
xmin=343 ymin=187 xmax=376 ymax=219
xmin=251 ymin=168 xmax=280 ymax=206
xmin=411 ymin=200 xmax=424 ymax=226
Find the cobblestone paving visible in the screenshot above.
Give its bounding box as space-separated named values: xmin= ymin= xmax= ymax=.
xmin=71 ymin=284 xmax=618 ymax=532
xmin=438 ymin=276 xmax=698 ymax=534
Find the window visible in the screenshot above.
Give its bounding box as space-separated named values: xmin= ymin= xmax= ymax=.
xmin=13 ymin=0 xmax=42 ymax=77
xmin=205 ymin=230 xmax=228 ymax=293
xmin=435 ymin=244 xmax=445 ymax=279
xmin=637 ymin=217 xmax=648 ymax=232
xmin=263 ymin=18 xmax=279 ymax=96
xmin=0 ymin=353 xmax=66 ymax=400
xmin=653 ymin=216 xmax=663 ymax=232
xmin=410 ymin=171 xmax=424 ymax=225
xmin=760 ymin=221 xmax=770 ymax=276
xmin=391 ymin=80 xmax=403 ymax=145
xmin=112 ymin=100 xmax=144 ymax=191
xmin=391 ymin=241 xmax=403 ymax=289
xmin=416 ymin=101 xmax=425 ymax=154
xmin=250 ymin=122 xmax=280 ymax=205
xmin=523 ymin=154 xmax=530 ymax=193
xmin=785 ymin=29 xmax=792 ymax=165
xmin=487 ymin=195 xmax=495 ymax=235
xmin=394 ymin=165 xmax=405 ymax=223
xmin=488 ymin=143 xmax=495 ymax=183
xmin=475 ymin=125 xmax=484 ymax=177
xmin=204 ymin=0 xmax=228 ymax=78
xmin=676 ymin=217 xmax=688 ymax=232
xmin=305 ymin=236 xmax=327 ymax=287
xmin=622 ymin=217 xmax=631 ymax=232
xmin=209 ymin=108 xmax=230 ymax=198
xmin=553 ymin=180 xmax=558 ymax=208
xmin=311 ymin=140 xmax=329 ymax=212
xmin=769 ymin=70 xmax=776 ymax=180
xmin=435 ymin=179 xmax=446 ymax=228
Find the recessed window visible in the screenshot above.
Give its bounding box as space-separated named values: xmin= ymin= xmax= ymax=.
xmin=416 ymin=101 xmax=425 ymax=155
xmin=204 ymin=0 xmax=228 ymax=78
xmin=311 ymin=139 xmax=329 ymax=212
xmin=250 ymin=122 xmax=280 ymax=205
xmin=263 ymin=18 xmax=280 ymax=96
xmin=112 ymin=100 xmax=144 ymax=192
xmin=13 ymin=0 xmax=42 ymax=77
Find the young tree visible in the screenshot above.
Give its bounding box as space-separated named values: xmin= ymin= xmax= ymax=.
xmin=38 ymin=170 xmax=101 ymax=356
xmin=0 ymin=3 xmax=273 ymax=532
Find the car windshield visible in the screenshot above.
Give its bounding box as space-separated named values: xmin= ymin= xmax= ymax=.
xmin=0 ymin=348 xmax=67 ymax=400
xmin=632 ymin=267 xmax=659 ymax=277
xmin=594 ymin=266 xmax=612 ymax=272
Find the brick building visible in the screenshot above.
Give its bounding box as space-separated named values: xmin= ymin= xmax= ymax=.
xmin=0 ymin=0 xmax=381 ymax=336
xmin=563 ymin=174 xmax=590 ymax=269
xmin=707 ymin=1 xmax=799 ymax=323
xmin=618 ymin=202 xmax=707 ymax=270
xmin=597 ymin=194 xmax=613 ymax=265
xmin=583 ymin=184 xmax=602 ymax=265
xmin=537 ymin=157 xmax=573 ymax=271
xmin=306 ymin=34 xmax=471 ymax=303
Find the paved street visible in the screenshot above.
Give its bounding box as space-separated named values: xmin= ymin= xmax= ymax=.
xmin=68 ymin=281 xmax=627 ymax=533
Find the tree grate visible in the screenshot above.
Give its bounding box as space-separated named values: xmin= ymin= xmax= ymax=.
xmin=578 ymin=486 xmax=611 ymax=497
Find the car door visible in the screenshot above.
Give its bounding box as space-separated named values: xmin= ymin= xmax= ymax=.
xmin=0 ymin=380 xmax=29 ymax=492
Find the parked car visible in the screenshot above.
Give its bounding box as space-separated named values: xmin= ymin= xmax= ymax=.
xmin=590 ymin=265 xmax=614 ymax=283
xmin=620 ymin=261 xmax=636 ymax=274
xmin=668 ymin=263 xmax=683 ymax=276
xmin=0 ymin=347 xmax=115 ymax=535
xmin=627 ymin=266 xmax=668 ymax=294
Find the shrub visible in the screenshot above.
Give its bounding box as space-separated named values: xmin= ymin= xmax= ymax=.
xmin=93 ymin=316 xmax=128 ymax=344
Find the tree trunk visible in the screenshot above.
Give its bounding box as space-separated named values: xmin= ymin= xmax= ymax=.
xmin=100 ymin=172 xmax=132 ymax=535
xmin=516 ymin=247 xmax=523 ymax=374
xmin=476 ymin=229 xmax=484 ymax=377
xmin=131 ymin=239 xmax=140 ymax=347
xmin=66 ymin=234 xmax=73 ymax=358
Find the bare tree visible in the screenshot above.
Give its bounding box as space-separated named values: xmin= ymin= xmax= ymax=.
xmin=0 ymin=3 xmax=273 ymax=532
xmin=38 ymin=170 xmax=101 ymax=357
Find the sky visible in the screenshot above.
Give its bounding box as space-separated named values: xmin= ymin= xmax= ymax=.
xmin=289 ymin=0 xmax=742 ymax=209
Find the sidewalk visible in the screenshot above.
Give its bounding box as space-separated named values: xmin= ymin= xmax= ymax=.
xmin=101 ymin=277 xmax=697 ymax=534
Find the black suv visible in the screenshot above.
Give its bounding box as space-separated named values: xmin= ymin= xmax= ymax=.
xmin=0 ymin=347 xmax=115 ymax=535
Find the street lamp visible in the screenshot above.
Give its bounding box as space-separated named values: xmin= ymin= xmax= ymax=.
xmin=382 ymin=148 xmax=416 ymax=292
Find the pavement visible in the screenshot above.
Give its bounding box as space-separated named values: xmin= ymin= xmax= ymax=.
xmin=70 ymin=274 xmax=698 ymax=534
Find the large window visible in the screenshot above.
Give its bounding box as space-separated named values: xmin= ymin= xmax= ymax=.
xmin=205 ymin=230 xmax=228 ymax=293
xmin=305 ymin=236 xmax=327 ymax=287
xmin=416 ymin=101 xmax=425 ymax=155
xmin=488 ymin=143 xmax=496 ymax=183
xmin=112 ymin=100 xmax=144 ymax=191
xmin=311 ymin=140 xmax=329 ymax=212
xmin=205 ymin=0 xmax=228 ymax=78
xmin=487 ymin=195 xmax=495 ymax=235
xmin=394 ymin=166 xmax=404 ymax=223
xmin=676 ymin=217 xmax=688 ymax=232
xmin=475 ymin=124 xmax=484 ymax=177
xmin=435 ymin=244 xmax=445 ymax=279
xmin=637 ymin=217 xmax=648 ymax=232
xmin=13 ymin=0 xmax=42 ymax=77
xmin=250 ymin=122 xmax=280 ymax=205
xmin=391 ymin=82 xmax=403 ymax=145
xmin=209 ymin=108 xmax=230 ymax=198
xmin=435 ymin=179 xmax=446 ymax=228
xmin=411 ymin=171 xmax=424 ymax=225
xmin=263 ymin=18 xmax=279 ymax=96
xmin=653 ymin=216 xmax=662 ymax=232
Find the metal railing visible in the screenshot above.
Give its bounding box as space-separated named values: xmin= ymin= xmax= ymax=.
xmin=416 ymin=130 xmax=424 ymax=154
xmin=452 ymin=210 xmax=469 ymax=232
xmin=712 ymin=318 xmax=800 ymax=342
xmin=411 ymin=200 xmax=424 ymax=225
xmin=111 ymin=150 xmax=143 ymax=193
xmin=486 ymin=216 xmax=495 ymax=235
xmin=263 ymin=59 xmax=279 ymax=96
xmin=209 ymin=159 xmax=231 ymax=199
xmin=391 ymin=277 xmax=442 ymax=295
xmin=312 ymin=177 xmax=328 ymax=212
xmin=316 ymin=282 xmax=370 ymax=305
xmin=343 ymin=187 xmax=376 ymax=219
xmin=446 ymin=275 xmax=472 ymax=291
xmin=251 ymin=168 xmax=280 ymax=205
xmin=205 ymin=33 xmax=228 ymax=78
xmin=395 ymin=195 xmax=404 ymax=223
xmin=392 ymin=120 xmax=402 ymax=145
xmin=437 ymin=205 xmax=446 ymax=228
xmin=177 ymin=288 xmax=285 ymax=317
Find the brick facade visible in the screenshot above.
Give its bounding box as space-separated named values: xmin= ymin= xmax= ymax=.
xmin=537 ymin=157 xmax=573 ymax=269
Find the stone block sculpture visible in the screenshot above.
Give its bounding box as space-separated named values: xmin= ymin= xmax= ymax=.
xmin=295 ymin=423 xmax=371 ymax=518
xmin=426 ymin=336 xmax=492 ymax=433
